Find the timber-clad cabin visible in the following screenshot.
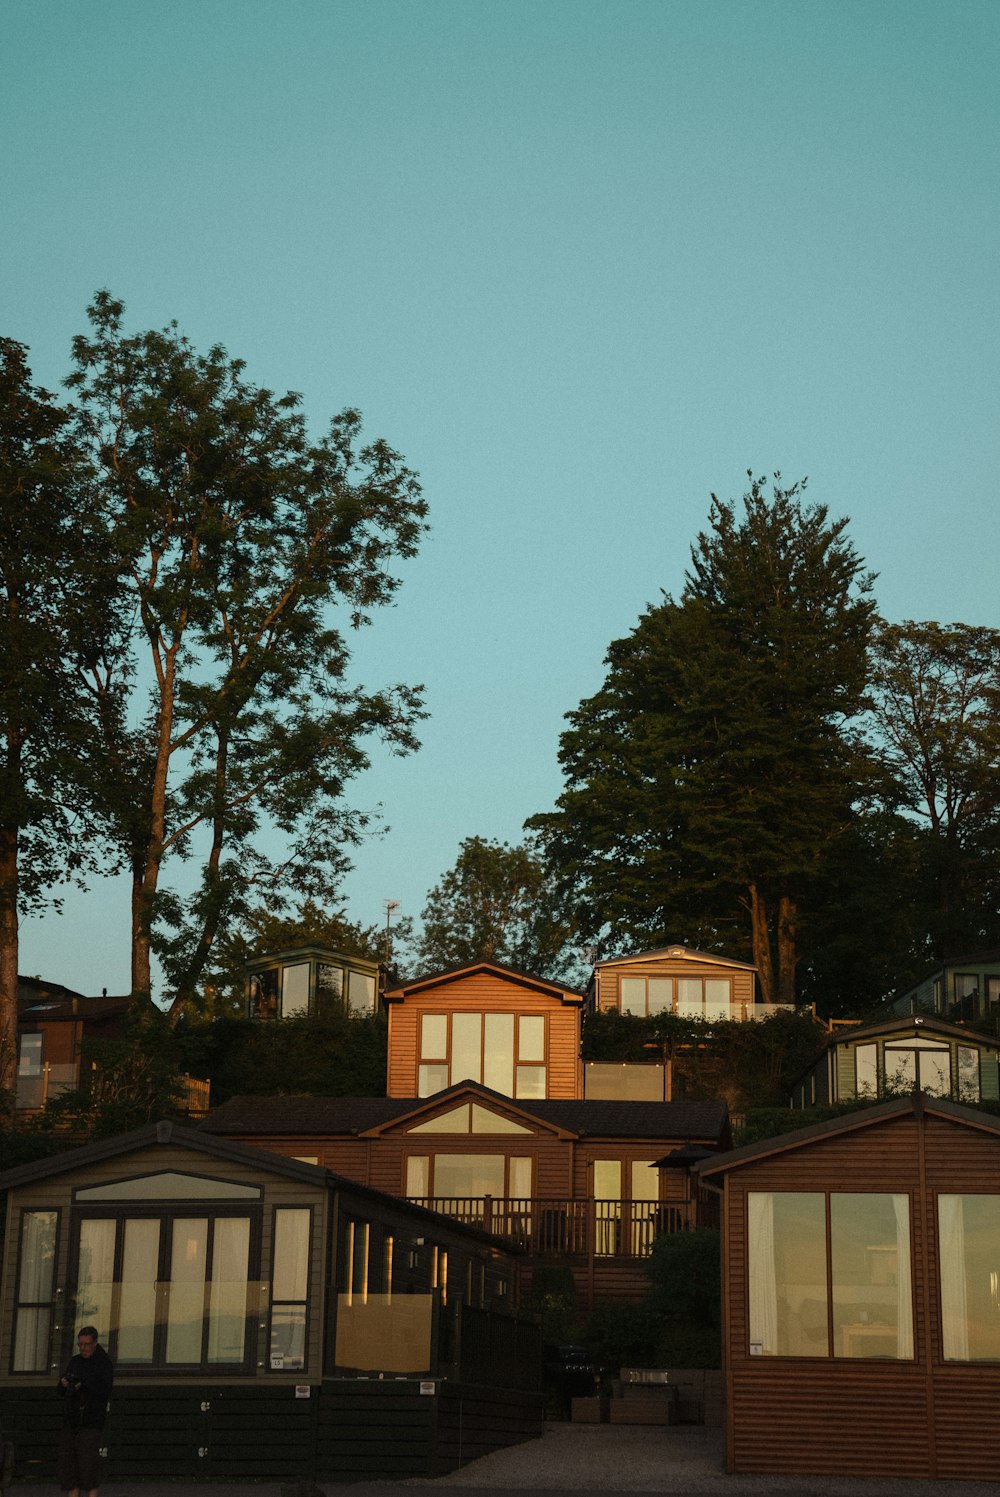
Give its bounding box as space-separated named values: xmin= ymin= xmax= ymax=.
xmin=0 ymin=1121 xmax=542 ymax=1481
xmin=789 ymin=1014 xmax=1000 ymax=1109
xmin=588 ymin=945 xmax=775 ymax=1020
xmin=383 ymin=960 xmax=586 ymax=1100
xmin=202 ymin=1082 xmax=730 ymax=1309
xmin=700 ymin=1093 xmax=1000 ymax=1482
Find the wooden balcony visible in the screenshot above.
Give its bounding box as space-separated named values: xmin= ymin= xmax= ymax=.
xmin=410 ymin=1195 xmax=708 ymax=1260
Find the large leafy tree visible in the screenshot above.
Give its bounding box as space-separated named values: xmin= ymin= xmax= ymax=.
xmin=67 ymin=292 xmax=428 ymax=1004
xmin=412 ymin=835 xmax=581 ymax=980
xmin=866 ymin=619 xmax=1000 ymax=957
xmin=533 ymin=474 xmax=876 ymax=1006
xmin=0 ymin=339 xmax=118 ymax=1091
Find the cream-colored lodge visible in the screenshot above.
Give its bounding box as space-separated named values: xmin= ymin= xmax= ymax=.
xmin=589 ymin=945 xmax=760 ymax=1021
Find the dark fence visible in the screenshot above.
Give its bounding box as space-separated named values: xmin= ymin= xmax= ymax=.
xmin=3 ymin=1375 xmax=544 ymax=1484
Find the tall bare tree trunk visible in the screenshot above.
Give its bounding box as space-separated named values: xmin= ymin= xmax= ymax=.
xmin=748 ymin=882 xmax=776 ymax=1007
xmin=777 ymin=894 xmax=798 ymax=1006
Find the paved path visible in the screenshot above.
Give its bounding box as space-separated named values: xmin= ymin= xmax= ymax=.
xmin=12 ymin=1423 xmax=1000 ymax=1496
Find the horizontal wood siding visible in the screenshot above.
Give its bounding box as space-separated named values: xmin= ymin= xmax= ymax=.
xmin=721 ymin=1106 xmax=1000 ymax=1480
xmin=596 ymin=958 xmax=755 ymax=1014
xmin=386 ymin=972 xmax=582 ymax=1099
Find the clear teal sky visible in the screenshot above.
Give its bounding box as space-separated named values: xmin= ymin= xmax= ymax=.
xmin=4 ymin=0 xmax=998 ymax=995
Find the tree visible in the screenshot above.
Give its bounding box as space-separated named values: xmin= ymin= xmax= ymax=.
xmin=0 ymin=339 xmax=118 ymax=1092
xmin=866 ymin=619 xmax=1000 ymax=957
xmin=66 ymin=292 xmax=428 ymax=1003
xmin=412 ymin=835 xmax=581 ymax=980
xmin=533 ymin=474 xmax=876 ymax=1005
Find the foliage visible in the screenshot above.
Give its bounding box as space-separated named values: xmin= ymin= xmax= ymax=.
xmin=582 ymin=1008 xmax=827 ymax=1109
xmin=525 ymin=1264 xmax=582 ymax=1346
xmin=411 ymin=835 xmax=583 ymax=981
xmin=643 ymin=1227 xmax=722 ymax=1367
xmin=0 ymin=338 xmax=120 ymax=1088
xmin=42 ymin=1007 xmax=187 ymax=1139
xmin=173 ymin=898 xmax=387 ymax=1020
xmin=65 ymin=291 xmax=428 ymax=1003
xmin=195 ymin=1010 xmax=388 ymax=1103
xmin=532 ymin=473 xmax=876 ymax=1007
xmin=866 ymin=619 xmax=1000 ymax=957
xmin=583 ymin=1301 xmax=659 ymax=1374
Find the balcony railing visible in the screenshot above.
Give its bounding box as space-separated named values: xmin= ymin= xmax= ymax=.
xmin=410 ymin=1195 xmax=699 ymax=1259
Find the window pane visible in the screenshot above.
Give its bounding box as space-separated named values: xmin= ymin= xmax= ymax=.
xmin=421 ymin=1014 xmax=447 ymax=1058
xmin=518 ymin=1015 xmax=545 ymax=1063
xmin=18 ymin=1034 xmax=42 ymax=1076
xmin=704 ymin=979 xmax=730 ymax=1018
xmin=648 ymin=979 xmax=672 ymax=1015
xmin=483 ymin=1013 xmax=514 ymax=1093
xmin=165 ymin=1218 xmax=208 ymax=1363
xmin=347 ymin=970 xmax=375 ymax=1014
xmin=317 ymin=963 xmax=343 ymax=1004
xmin=918 ymin=1050 xmax=949 ymax=1097
xmin=418 ymin=1063 xmax=448 ymax=1096
xmin=76 ymin=1218 xmax=116 ymax=1338
xmin=405 ymin=1156 xmax=429 ymax=1198
xmin=620 ymin=978 xmax=645 ymax=1016
xmin=677 ymin=978 xmax=702 ymax=1017
xmin=958 ymin=1046 xmax=980 ymax=1102
xmin=281 ymin=962 xmax=310 ymax=1017
xmin=270 ymin=1305 xmax=306 ymax=1370
xmin=273 ymin=1209 xmax=310 ymax=1301
xmin=208 ymin=1217 xmax=250 ymax=1363
xmin=831 ymin=1193 xmax=912 ymax=1359
xmin=883 ymin=1047 xmax=916 ymax=1093
xmin=451 ymin=1013 xmax=482 ymax=1084
xmin=433 ymin=1154 xmax=505 ymax=1197
xmin=13 ymin=1307 xmax=50 ymax=1373
xmin=855 ymin=1043 xmax=878 ymax=1097
xmin=509 ymin=1156 xmax=532 ymax=1199
xmin=515 ymin=1065 xmax=546 ymax=1099
xmin=939 ymin=1194 xmax=1000 ymax=1361
xmin=748 ymin=1192 xmax=828 ymax=1357
xmin=19 ymin=1210 xmax=56 ymax=1301
xmin=118 ymin=1218 xmax=159 ymax=1363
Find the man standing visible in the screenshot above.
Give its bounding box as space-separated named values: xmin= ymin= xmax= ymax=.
xmin=57 ymin=1326 xmax=113 ymax=1497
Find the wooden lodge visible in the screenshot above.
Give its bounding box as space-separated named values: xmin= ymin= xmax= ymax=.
xmin=202 ymin=1082 xmax=729 ymax=1310
xmin=789 ymin=1014 xmax=1000 ymax=1109
xmin=700 ymin=1093 xmax=1000 ymax=1482
xmin=0 ymin=1121 xmax=542 ymax=1482
xmin=588 ymin=945 xmax=768 ymax=1020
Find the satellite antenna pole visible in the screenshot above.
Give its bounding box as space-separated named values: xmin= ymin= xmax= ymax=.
xmin=384 ymin=900 xmax=401 ymax=969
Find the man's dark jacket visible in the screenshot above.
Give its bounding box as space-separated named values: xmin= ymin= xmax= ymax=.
xmin=58 ymin=1347 xmax=114 ymax=1430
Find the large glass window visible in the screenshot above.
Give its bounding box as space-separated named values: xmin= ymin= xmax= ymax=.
xmin=270 ymin=1208 xmax=310 ymax=1370
xmin=73 ymin=1211 xmax=254 ymax=1371
xmin=677 ymin=977 xmax=732 ymax=1019
xmin=855 ymin=1043 xmax=878 ymax=1097
xmin=748 ymin=1191 xmax=912 ymax=1360
xmin=884 ymin=1038 xmax=950 ymax=1097
xmin=12 ymin=1210 xmax=57 ymax=1373
xmin=620 ymin=977 xmax=673 ymax=1016
xmin=939 ymin=1194 xmax=1000 ymax=1361
xmin=281 ymin=962 xmax=310 ymax=1017
xmin=417 ymin=1011 xmax=548 ymax=1098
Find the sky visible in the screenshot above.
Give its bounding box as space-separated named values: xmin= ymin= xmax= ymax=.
xmin=3 ymin=0 xmax=998 ymax=998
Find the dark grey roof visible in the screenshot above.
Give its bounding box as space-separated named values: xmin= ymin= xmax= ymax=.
xmin=202 ymin=1088 xmax=729 ymax=1144
xmin=0 ymin=1118 xmax=517 ymax=1253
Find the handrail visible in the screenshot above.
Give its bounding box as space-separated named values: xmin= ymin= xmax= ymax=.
xmin=408 ymin=1195 xmax=696 ymax=1258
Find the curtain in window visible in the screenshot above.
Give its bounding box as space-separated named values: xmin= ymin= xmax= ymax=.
xmin=938 ymin=1195 xmax=969 ymax=1360
xmin=893 ymin=1194 xmax=914 ymax=1358
xmin=747 ymin=1192 xmax=777 ymax=1353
